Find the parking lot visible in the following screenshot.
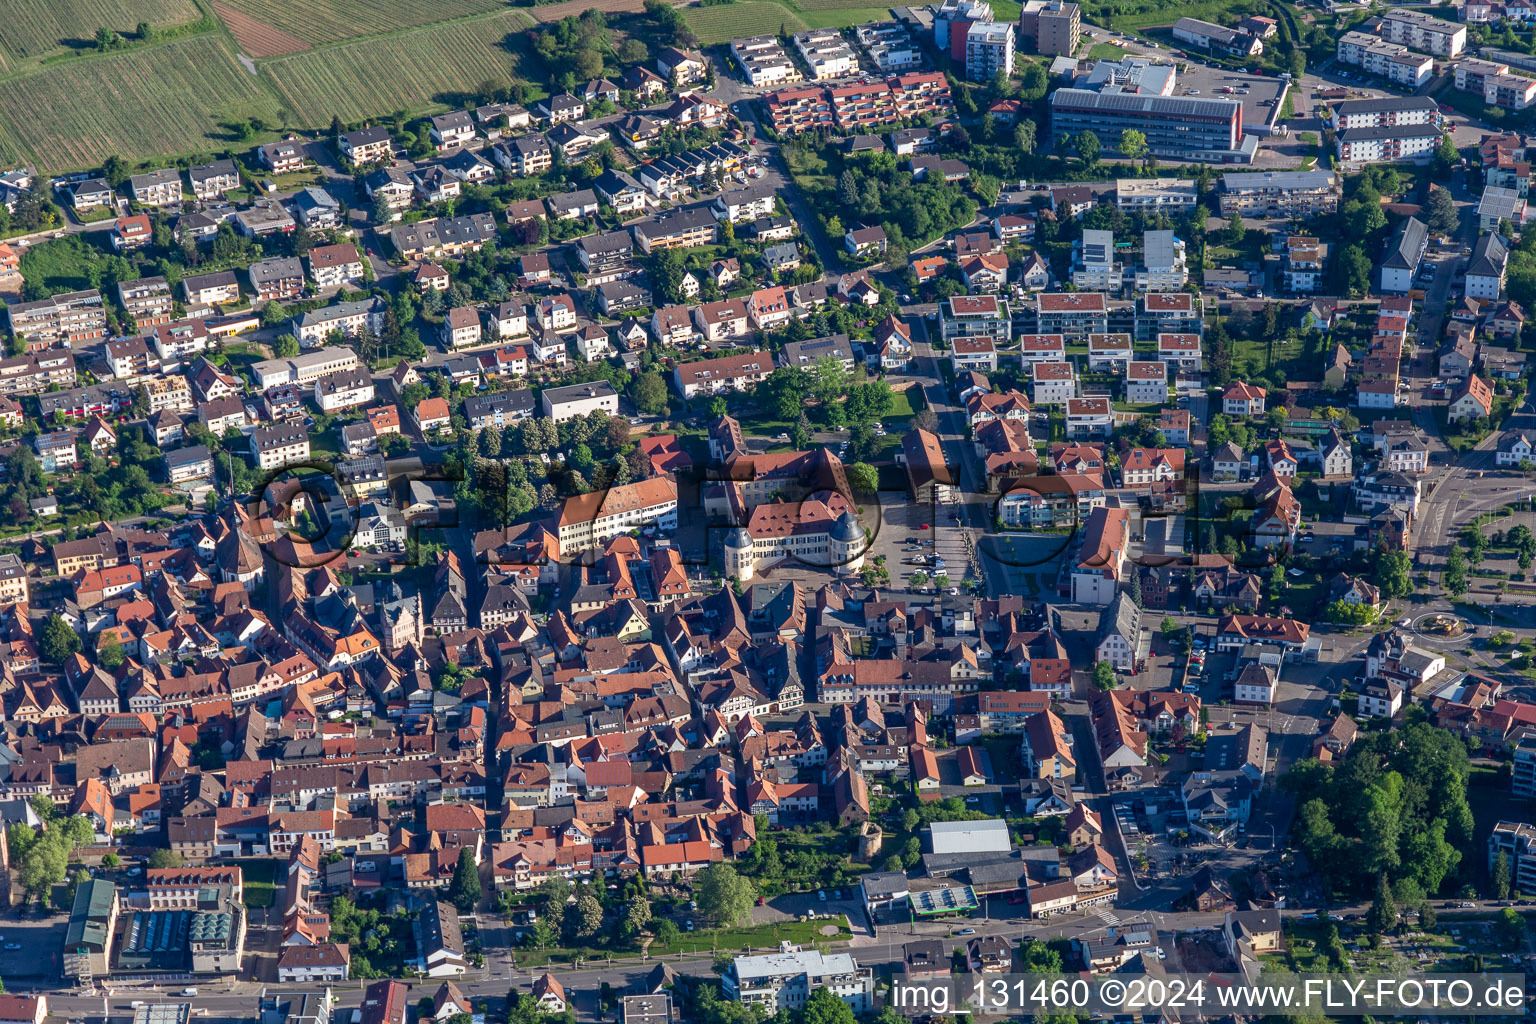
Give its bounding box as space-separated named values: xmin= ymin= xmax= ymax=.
xmin=1163 ymin=63 xmax=1289 ymax=133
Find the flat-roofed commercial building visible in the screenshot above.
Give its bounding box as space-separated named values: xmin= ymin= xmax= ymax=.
xmin=1049 ymin=90 xmax=1248 ymax=163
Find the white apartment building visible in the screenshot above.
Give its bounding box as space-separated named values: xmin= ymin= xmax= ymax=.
xmin=314 ymin=368 xmax=375 ymax=413
xmin=251 ymin=424 xmax=312 ymax=471
xmin=723 ymin=949 xmax=873 ymax=1015
xmin=1379 ymin=9 xmax=1466 ymax=57
xmin=1336 ymin=31 xmax=1433 ymax=87
xmin=1135 ymin=230 xmax=1186 ymax=291
xmin=964 ymin=21 xmax=1016 ymax=82
xmin=1115 ymin=178 xmax=1197 ymax=214
xmin=793 ymin=29 xmax=859 ymax=80
xmin=541 ymin=380 xmax=619 ymax=422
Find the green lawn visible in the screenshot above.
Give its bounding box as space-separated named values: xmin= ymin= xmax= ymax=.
xmin=647 ymin=916 xmax=851 ymax=956
xmin=1088 ymin=43 xmax=1133 ymax=60
xmin=235 ymin=857 xmax=278 ymax=908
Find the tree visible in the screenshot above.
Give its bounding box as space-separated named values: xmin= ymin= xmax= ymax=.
xmin=1093 ymin=660 xmax=1116 ymax=691
xmin=625 ymin=893 xmax=652 ymax=934
xmin=573 ymin=889 xmax=604 ymax=937
xmin=148 ymin=849 xmax=184 ymax=869
xmin=694 ymin=863 xmax=755 ymax=928
xmin=1433 ymin=133 xmax=1460 ymax=178
xmin=1495 ymin=850 xmax=1513 ymax=900
xmin=846 ymin=462 xmax=879 ymax=496
xmin=451 ymin=847 xmax=481 ymax=911
xmin=1225 ymin=209 xmax=1246 ymax=247
xmin=97 ymin=632 xmax=125 ymax=670
xmin=653 ymin=918 xmax=680 ymax=946
xmin=648 ymin=248 xmax=686 ymax=304
xmin=1372 ymin=549 xmax=1413 ymax=601
xmin=800 ymin=987 xmax=857 ymax=1024
xmin=1442 ymin=546 xmax=1469 ymax=597
xmin=1118 ymin=129 xmax=1147 ymax=162
xmin=1424 ymin=186 xmax=1459 ymax=235
xmin=39 ymin=613 xmax=80 ymax=664
xmin=1020 ymin=938 xmax=1063 ymax=972
xmin=1367 ymin=872 xmax=1396 ymax=935
xmin=101 ymin=852 xmax=120 ymax=868
xmin=1337 ymin=244 xmax=1372 ymax=298
xmin=1500 ymin=905 xmax=1525 ymax=943
xmin=1014 ymin=118 xmax=1037 ymax=155
xmin=1073 ymin=130 xmax=1100 ymax=166
xmin=632 ymin=371 xmax=669 ymax=415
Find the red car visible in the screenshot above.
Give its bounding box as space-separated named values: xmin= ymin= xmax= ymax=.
xmin=919 ymin=523 xmax=931 ymax=530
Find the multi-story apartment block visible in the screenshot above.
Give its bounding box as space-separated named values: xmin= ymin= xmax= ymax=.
xmin=251 ymin=423 xmax=312 ymax=471
xmin=117 ymin=276 xmax=174 ymax=329
xmin=732 ymin=36 xmax=804 ymax=86
xmin=1335 ymin=123 xmax=1441 ymax=166
xmin=828 ymin=81 xmax=897 ymax=131
xmin=248 ymin=258 xmax=306 ymax=303
xmin=1115 ymin=178 xmax=1197 ymax=214
xmin=1455 ymin=58 xmax=1536 ymax=109
xmin=129 ymin=169 xmax=183 ymax=206
xmin=1285 ymin=236 xmax=1326 ymax=294
xmin=309 ymin=243 xmax=365 ymax=288
xmin=1331 ymin=95 xmax=1438 ymax=130
xmin=794 ymin=28 xmax=859 ymax=80
xmin=188 ymin=159 xmax=240 ymax=200
xmin=252 ymin=347 xmax=360 ymax=389
xmin=962 ymin=21 xmax=1016 ymax=82
xmin=1219 ymin=170 xmax=1341 ymax=217
xmin=1489 ymin=821 xmax=1536 ymax=893
xmin=151 ymin=319 xmax=210 ymax=367
xmin=1136 ymin=230 xmax=1187 ymax=291
xmin=942 ymin=295 xmax=1011 ymax=343
xmin=105 ymin=337 xmax=159 ymax=380
xmin=724 ymin=949 xmax=873 ymax=1015
xmin=389 ymin=214 xmax=499 ymax=260
xmin=1035 ymin=292 xmax=1108 ymax=340
xmin=1379 ymin=9 xmax=1466 ymax=57
xmin=1336 ymin=31 xmax=1434 ymax=87
xmin=292 ymin=298 xmax=387 ymax=347
xmin=339 ymin=126 xmax=393 ymax=164
xmin=8 ymin=289 xmax=106 ymax=348
xmin=0 ymin=350 xmax=75 ymax=396
xmin=542 ymin=380 xmax=619 ymax=422
xmin=673 ymin=351 xmax=773 ymax=398
xmin=1137 ymin=292 xmax=1202 ymax=340
xmin=314 ymin=368 xmax=375 ymax=413
xmin=141 ymin=374 xmax=193 ymax=414
xmin=1018 ymin=0 xmax=1079 ymax=55
xmin=765 ymin=87 xmax=834 ymax=135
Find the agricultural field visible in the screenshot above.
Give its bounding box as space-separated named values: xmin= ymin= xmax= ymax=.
xmin=212 ymin=0 xmax=508 ymax=48
xmin=258 ymin=9 xmax=542 ymax=124
xmin=0 ymin=33 xmax=282 ymax=171
xmin=685 ymin=0 xmax=896 ymax=44
xmin=0 ymin=0 xmax=201 ymax=63
xmin=684 ymin=1 xmax=810 ymax=45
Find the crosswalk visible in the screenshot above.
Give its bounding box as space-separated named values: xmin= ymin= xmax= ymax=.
xmin=1097 ymin=910 xmax=1119 ymax=925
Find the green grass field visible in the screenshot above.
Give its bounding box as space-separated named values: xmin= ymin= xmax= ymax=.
xmin=0 ymin=0 xmax=202 ymax=62
xmin=0 ymin=34 xmax=279 ymax=170
xmin=214 ymin=0 xmax=509 ymax=46
xmin=235 ymin=857 xmax=279 ymax=908
xmin=646 ymin=916 xmax=851 ymax=956
xmin=685 ymin=1 xmax=810 ymax=44
xmin=259 ymin=9 xmax=541 ymax=124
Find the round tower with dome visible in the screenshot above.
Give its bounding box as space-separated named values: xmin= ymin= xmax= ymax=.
xmin=723 ymin=526 xmax=755 ymax=581
xmin=828 ymin=510 xmax=865 ymax=576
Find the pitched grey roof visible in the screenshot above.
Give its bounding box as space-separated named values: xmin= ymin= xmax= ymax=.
xmin=1382 ymin=216 xmax=1427 ymax=271
xmin=1468 ymin=232 xmax=1510 ymax=279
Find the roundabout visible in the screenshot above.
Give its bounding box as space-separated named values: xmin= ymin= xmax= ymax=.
xmin=1404 ymin=611 xmax=1471 ymax=648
